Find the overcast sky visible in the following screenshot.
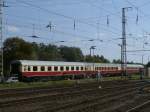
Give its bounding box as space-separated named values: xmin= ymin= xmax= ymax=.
xmin=4 ymin=0 xmax=150 ymax=63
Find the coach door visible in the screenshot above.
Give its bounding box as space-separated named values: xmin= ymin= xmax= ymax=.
xmin=10 ymin=63 xmax=21 ymax=77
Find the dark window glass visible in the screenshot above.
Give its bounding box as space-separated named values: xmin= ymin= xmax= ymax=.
xmin=60 ymin=66 xmax=64 ymax=71
xmin=28 ymin=66 xmax=31 ymax=71
xmin=76 ymin=67 xmax=79 ymax=71
xmin=66 ymin=66 xmax=69 ymax=71
xmin=81 ymin=67 xmax=83 ymax=70
xmin=41 ymin=66 xmax=45 ymax=71
xmin=24 ymin=66 xmax=27 ymax=71
xmin=71 ymin=66 xmax=74 ymax=71
xmin=54 ymin=66 xmax=58 ymax=71
xmin=48 ymin=66 xmax=51 ymax=71
xmin=33 ymin=66 xmax=37 ymax=71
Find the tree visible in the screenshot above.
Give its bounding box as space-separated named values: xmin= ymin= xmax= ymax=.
xmin=146 ymin=62 xmax=150 ymax=67
xmin=112 ymin=59 xmax=121 ymax=63
xmin=3 ymin=37 xmax=35 ymax=76
xmin=36 ymin=43 xmax=62 ymax=61
xmin=59 ymin=46 xmax=84 ymax=62
xmin=85 ymin=55 xmax=110 ymax=63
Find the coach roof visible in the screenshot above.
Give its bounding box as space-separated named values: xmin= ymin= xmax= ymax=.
xmin=11 ymin=60 xmax=144 ymax=68
xmin=12 ymin=60 xmax=87 ymax=66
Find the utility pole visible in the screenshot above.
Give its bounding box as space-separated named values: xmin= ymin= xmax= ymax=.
xmin=142 ymin=55 xmax=144 ymax=64
xmin=90 ymin=46 xmax=96 ymax=56
xmin=121 ymin=7 xmax=132 ymax=77
xmin=118 ymin=44 xmax=123 ymax=77
xmin=0 ymin=0 xmax=3 ymax=82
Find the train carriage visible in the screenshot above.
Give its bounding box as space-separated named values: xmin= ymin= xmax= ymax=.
xmin=10 ymin=60 xmax=144 ymax=82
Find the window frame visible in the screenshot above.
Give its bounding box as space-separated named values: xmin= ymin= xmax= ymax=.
xmin=48 ymin=66 xmax=52 ymax=71
xmin=33 ymin=66 xmax=38 ymax=71
xmin=28 ymin=66 xmax=31 ymax=71
xmin=76 ymin=66 xmax=79 ymax=71
xmin=41 ymin=66 xmax=45 ymax=71
xmin=60 ymin=66 xmax=64 ymax=71
xmin=66 ymin=66 xmax=69 ymax=71
xmin=71 ymin=66 xmax=74 ymax=71
xmin=54 ymin=66 xmax=58 ymax=71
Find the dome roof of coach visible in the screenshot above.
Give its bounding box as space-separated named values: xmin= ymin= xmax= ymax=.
xmin=127 ymin=64 xmax=144 ymax=68
xmin=94 ymin=63 xmax=120 ymax=67
xmin=13 ymin=60 xmax=86 ymax=66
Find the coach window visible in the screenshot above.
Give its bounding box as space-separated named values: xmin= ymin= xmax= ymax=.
xmin=66 ymin=66 xmax=69 ymax=71
xmin=48 ymin=66 xmax=51 ymax=71
xmin=76 ymin=66 xmax=79 ymax=71
xmin=60 ymin=66 xmax=64 ymax=71
xmin=85 ymin=67 xmax=88 ymax=70
xmin=71 ymin=66 xmax=74 ymax=71
xmin=24 ymin=66 xmax=27 ymax=71
xmin=81 ymin=66 xmax=83 ymax=71
xmin=41 ymin=66 xmax=45 ymax=71
xmin=33 ymin=66 xmax=37 ymax=71
xmin=54 ymin=66 xmax=58 ymax=71
xmin=28 ymin=66 xmax=31 ymax=71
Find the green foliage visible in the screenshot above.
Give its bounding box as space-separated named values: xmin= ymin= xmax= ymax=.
xmin=112 ymin=59 xmax=121 ymax=64
xmin=3 ymin=37 xmax=110 ymax=77
xmin=146 ymin=62 xmax=150 ymax=67
xmin=112 ymin=59 xmax=134 ymax=64
xmin=59 ymin=46 xmax=84 ymax=62
xmin=34 ymin=43 xmax=62 ymax=61
xmin=3 ymin=37 xmax=35 ymax=76
xmin=85 ymin=55 xmax=110 ymax=63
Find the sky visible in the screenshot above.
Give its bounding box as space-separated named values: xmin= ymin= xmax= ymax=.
xmin=3 ymin=0 xmax=150 ymax=64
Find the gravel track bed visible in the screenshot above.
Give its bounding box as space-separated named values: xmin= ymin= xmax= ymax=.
xmin=0 ymin=80 xmax=149 ymax=112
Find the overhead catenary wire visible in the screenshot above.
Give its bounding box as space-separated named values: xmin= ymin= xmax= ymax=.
xmin=14 ymin=0 xmax=122 ymax=36
xmin=5 ymin=0 xmax=150 ymax=63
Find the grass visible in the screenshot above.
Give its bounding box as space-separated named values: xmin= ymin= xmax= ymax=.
xmin=0 ymin=80 xmax=75 ymax=90
xmin=0 ymin=74 xmax=149 ymax=90
xmin=0 ymin=79 xmax=98 ymax=90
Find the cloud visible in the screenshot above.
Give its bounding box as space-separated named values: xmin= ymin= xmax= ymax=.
xmin=7 ymin=25 xmax=20 ymax=32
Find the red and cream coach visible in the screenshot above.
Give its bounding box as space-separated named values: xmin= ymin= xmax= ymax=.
xmin=10 ymin=60 xmax=144 ymax=81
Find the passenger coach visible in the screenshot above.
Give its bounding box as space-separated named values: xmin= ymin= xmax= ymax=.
xmin=10 ymin=60 xmax=144 ymax=81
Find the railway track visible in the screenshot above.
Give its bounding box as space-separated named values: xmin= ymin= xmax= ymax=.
xmin=0 ymin=80 xmax=149 ymax=112
xmin=40 ymin=85 xmax=148 ymax=112
xmin=0 ymin=81 xmax=146 ymax=104
xmin=32 ymin=81 xmax=150 ymax=112
xmin=0 ymin=80 xmax=140 ymax=95
xmin=126 ymin=100 xmax=150 ymax=112
xmin=0 ymin=80 xmax=143 ymax=102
